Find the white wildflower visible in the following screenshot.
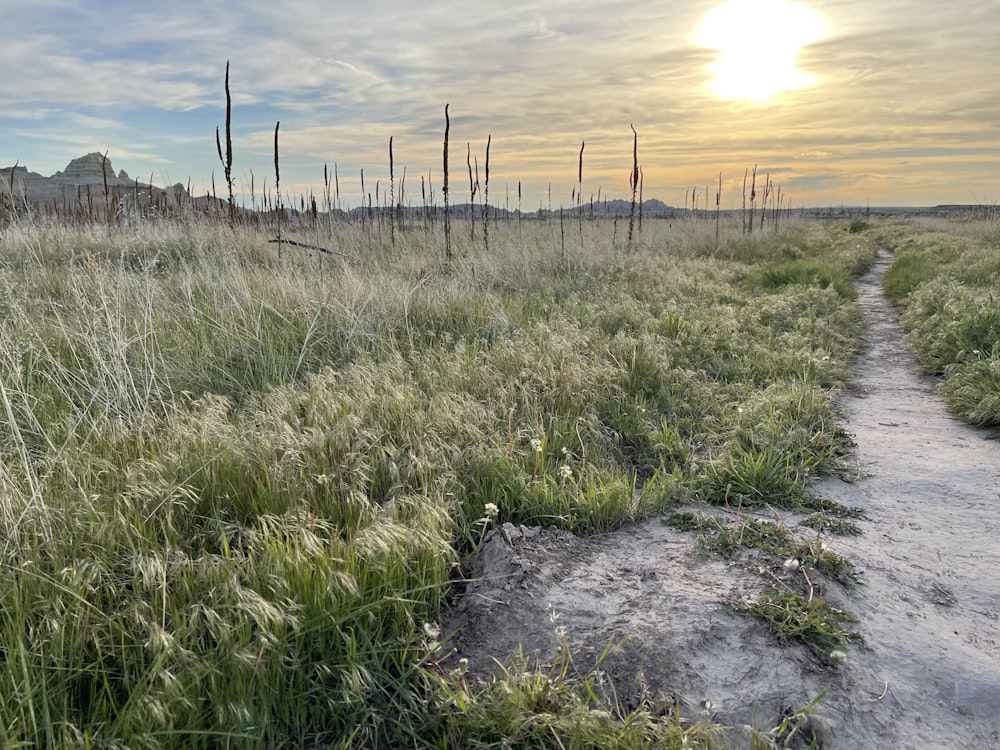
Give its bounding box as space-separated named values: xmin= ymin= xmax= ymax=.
xmin=483 ymin=502 xmax=499 ymax=519
xmin=530 ymin=437 xmax=543 ymax=453
xmin=559 ymin=464 xmax=573 ymax=480
xmin=423 ymin=622 xmax=440 ymax=640
xmin=829 ymin=649 xmax=848 ymax=664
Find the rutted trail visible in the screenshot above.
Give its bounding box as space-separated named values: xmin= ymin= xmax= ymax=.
xmin=445 ymin=250 xmax=1000 ymax=748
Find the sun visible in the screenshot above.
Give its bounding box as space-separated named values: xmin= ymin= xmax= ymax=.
xmin=697 ymin=0 xmax=827 ymax=102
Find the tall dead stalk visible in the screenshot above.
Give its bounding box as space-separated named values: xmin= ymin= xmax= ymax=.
xmin=760 ymin=172 xmax=771 ymax=232
xmin=467 ymin=143 xmax=477 ymax=241
xmin=577 ymin=140 xmax=585 ymax=239
xmin=443 ymin=104 xmax=452 ymax=261
xmin=274 ymin=121 xmax=282 ymax=257
xmin=482 ymin=134 xmax=491 ymax=252
xmin=215 ymin=60 xmax=235 ymax=225
xmin=715 ymin=171 xmax=722 ymax=248
xmin=101 ymin=150 xmax=111 ymax=226
xmin=628 ymin=124 xmax=639 ymax=244
xmin=742 ymin=168 xmax=748 ymax=235
xmin=389 ymin=136 xmax=396 ymax=250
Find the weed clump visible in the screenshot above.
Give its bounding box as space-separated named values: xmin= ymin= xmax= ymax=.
xmin=732 ymin=589 xmax=865 ymax=665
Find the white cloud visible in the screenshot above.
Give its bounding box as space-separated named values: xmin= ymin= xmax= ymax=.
xmin=1 ymin=0 xmax=999 ymax=205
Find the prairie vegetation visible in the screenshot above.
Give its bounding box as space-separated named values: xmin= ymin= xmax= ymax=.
xmin=0 ymin=214 xmax=877 ymax=747
xmin=879 ymin=218 xmax=1000 ymax=426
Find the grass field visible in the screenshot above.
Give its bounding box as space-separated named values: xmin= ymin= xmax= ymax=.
xmin=879 ymin=218 xmax=1000 ymax=427
xmin=0 ymin=215 xmax=879 ymax=747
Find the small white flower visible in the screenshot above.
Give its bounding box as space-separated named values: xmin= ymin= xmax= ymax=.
xmin=783 ymin=558 xmax=800 ymax=571
xmin=530 ymin=437 xmax=543 ymax=453
xmin=457 ymin=657 xmax=469 ymax=674
xmin=561 ymin=446 xmax=569 ymax=456
xmin=829 ymin=649 xmax=848 ymax=664
xmin=484 ymin=502 xmax=499 ymax=519
xmin=423 ymin=622 xmax=440 ymax=640
xmin=559 ymin=464 xmax=573 ymax=480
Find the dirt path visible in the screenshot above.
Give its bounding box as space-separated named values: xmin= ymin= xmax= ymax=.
xmin=810 ymin=250 xmax=1000 ymax=746
xmin=444 ymin=251 xmax=1000 ymax=748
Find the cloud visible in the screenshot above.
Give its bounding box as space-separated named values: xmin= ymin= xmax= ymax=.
xmin=1 ymin=0 xmax=999 ymax=205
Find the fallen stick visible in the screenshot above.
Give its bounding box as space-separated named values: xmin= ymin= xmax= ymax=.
xmin=267 ymin=237 xmax=357 ymax=262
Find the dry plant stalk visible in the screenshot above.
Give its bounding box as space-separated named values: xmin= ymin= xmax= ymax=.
xmin=467 ymin=143 xmax=477 ymax=240
xmin=742 ymin=168 xmax=748 ymax=235
xmin=517 ymin=180 xmax=522 ymax=236
xmin=760 ymin=172 xmax=772 ymax=232
xmin=100 ymin=151 xmax=112 ymax=225
xmin=443 ymin=104 xmax=452 ymax=260
xmin=628 ymin=124 xmax=639 ymax=243
xmin=638 ymin=167 xmax=644 ymax=233
xmin=716 ymin=171 xmax=722 ymax=248
xmin=482 ymin=134 xmax=491 ymax=252
xmin=389 ymin=136 xmax=396 ymax=250
xmin=748 ymin=164 xmax=757 ymax=235
xmin=274 ymin=121 xmax=282 ymax=256
xmin=215 ymin=60 xmax=235 ymax=225
xmin=323 ymin=163 xmax=331 ymax=215
xmin=578 ymin=140 xmax=585 ymax=239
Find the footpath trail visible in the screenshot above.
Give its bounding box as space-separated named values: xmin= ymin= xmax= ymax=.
xmin=446 ymin=250 xmax=1000 ymax=748
xmin=812 ymin=250 xmax=1000 ymax=747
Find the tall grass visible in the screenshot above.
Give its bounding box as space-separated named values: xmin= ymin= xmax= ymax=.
xmin=0 ymin=215 xmax=875 ymax=745
xmin=878 ymin=218 xmax=1000 ymax=426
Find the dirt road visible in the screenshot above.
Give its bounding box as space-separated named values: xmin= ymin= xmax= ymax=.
xmin=446 ymin=251 xmax=1000 ymax=748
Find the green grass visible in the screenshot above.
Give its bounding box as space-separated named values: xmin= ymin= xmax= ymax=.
xmin=732 ymin=589 xmax=865 ymax=665
xmin=882 ymin=250 xmax=940 ymax=301
xmin=666 ymin=512 xmax=858 ymax=587
xmin=0 ymin=215 xmax=877 ymax=746
xmin=878 ymin=218 xmax=1000 ymax=426
xmin=751 ymin=259 xmax=855 ymax=300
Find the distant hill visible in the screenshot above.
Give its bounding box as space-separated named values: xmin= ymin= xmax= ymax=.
xmin=1 ymin=153 xmax=186 ymax=216
xmin=3 ymin=153 xmax=687 ymax=220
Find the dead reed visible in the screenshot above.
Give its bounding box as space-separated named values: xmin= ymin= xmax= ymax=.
xmin=628 ymin=124 xmax=639 ymax=243
xmin=215 ymin=60 xmax=235 ymax=225
xmin=443 ymin=104 xmax=452 ymax=261
xmin=482 ymin=134 xmax=491 ymax=252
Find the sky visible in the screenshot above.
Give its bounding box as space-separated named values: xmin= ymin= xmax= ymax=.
xmin=2 ymin=0 xmax=998 ymax=209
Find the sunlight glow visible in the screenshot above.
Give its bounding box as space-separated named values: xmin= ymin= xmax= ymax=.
xmin=697 ymin=0 xmax=827 ymax=102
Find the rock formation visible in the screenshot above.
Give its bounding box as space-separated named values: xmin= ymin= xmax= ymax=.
xmin=1 ymin=153 xmax=187 ymax=217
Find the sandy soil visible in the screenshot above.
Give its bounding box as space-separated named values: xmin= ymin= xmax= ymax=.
xmin=442 ymin=251 xmax=1000 ymax=748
